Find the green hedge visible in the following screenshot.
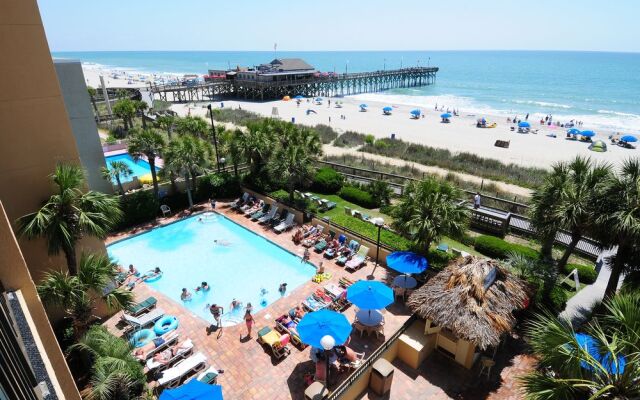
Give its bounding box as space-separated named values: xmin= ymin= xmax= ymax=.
xmin=196 ymin=172 xmax=241 ymax=201
xmin=338 ymin=186 xmax=376 ymax=208
xmin=474 ymin=235 xmax=539 ymax=260
xmin=564 ymin=263 xmax=597 ymax=284
xmin=312 ymin=167 xmax=344 ymax=194
xmin=119 ymin=190 xmax=159 ymax=229
xmin=427 ymin=249 xmax=457 ymax=272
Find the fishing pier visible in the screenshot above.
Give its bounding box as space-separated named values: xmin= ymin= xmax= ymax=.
xmin=150 ymin=58 xmax=438 ymax=102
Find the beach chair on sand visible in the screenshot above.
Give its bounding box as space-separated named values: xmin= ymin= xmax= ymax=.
xmin=257 ymin=206 xmax=278 ymax=224
xmin=121 ymin=308 xmax=165 ymax=332
xmin=345 ymin=246 xmax=370 ymax=272
xmin=257 ymin=327 xmax=291 ymax=359
xmin=146 ymin=339 xmax=194 ymax=373
xmin=274 ymin=213 xmax=295 ymax=233
xmin=127 ymin=296 xmax=157 ymax=316
xmin=157 ymin=352 xmax=207 ymax=388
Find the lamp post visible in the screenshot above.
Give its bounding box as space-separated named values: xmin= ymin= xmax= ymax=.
xmin=206 ymin=104 xmax=221 ymax=172
xmin=371 ymin=217 xmax=384 ymax=277
xmin=320 ymin=335 xmax=335 ymax=386
xmin=219 ymin=157 xmax=226 ymax=173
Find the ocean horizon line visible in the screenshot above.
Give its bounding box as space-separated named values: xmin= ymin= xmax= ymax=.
xmin=52 ymin=49 xmax=640 ymax=55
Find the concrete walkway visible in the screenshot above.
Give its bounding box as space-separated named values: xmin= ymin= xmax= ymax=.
xmin=559 ymin=248 xmax=618 ymax=326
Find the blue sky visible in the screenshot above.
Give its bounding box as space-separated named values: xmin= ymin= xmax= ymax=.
xmin=38 ymin=0 xmax=640 ymax=52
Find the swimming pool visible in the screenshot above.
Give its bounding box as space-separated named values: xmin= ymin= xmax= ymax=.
xmin=107 ymin=213 xmax=316 ymax=326
xmin=104 ymin=153 xmax=159 ymax=182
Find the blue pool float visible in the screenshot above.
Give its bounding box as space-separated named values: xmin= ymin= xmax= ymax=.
xmin=154 ymin=315 xmax=179 ymax=336
xmin=143 ymin=272 xmax=162 ymax=282
xmin=131 ymin=329 xmax=156 ymax=348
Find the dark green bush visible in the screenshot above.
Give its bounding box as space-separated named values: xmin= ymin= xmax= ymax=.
xmin=333 ymin=131 xmax=367 ymax=148
xmin=563 ymin=263 xmax=597 ymax=284
xmin=338 ymin=186 xmax=376 ymax=208
xmin=197 ymin=172 xmax=241 ymax=201
xmin=119 ymin=190 xmax=159 ymax=229
xmin=312 ymin=167 xmax=344 ymax=194
xmin=474 ymin=235 xmax=539 ymax=260
xmin=269 ymin=189 xmax=289 ymax=204
xmin=313 ymin=124 xmax=339 ymax=144
xmin=547 ymin=286 xmax=569 ymax=312
xmin=379 ymin=204 xmax=396 ymax=215
xmin=427 ymin=248 xmax=457 ymax=272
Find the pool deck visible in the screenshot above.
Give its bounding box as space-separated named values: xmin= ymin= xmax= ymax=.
xmin=103 ymin=202 xmax=534 ymax=399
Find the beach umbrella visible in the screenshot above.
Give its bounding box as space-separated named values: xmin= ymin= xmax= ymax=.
xmin=360 ymin=104 xmax=368 ymax=108
xmin=567 ymin=128 xmax=581 ymax=135
xmin=580 ymin=130 xmax=596 ymax=137
xmin=347 ymin=280 xmax=394 ymax=311
xmin=294 ymin=95 xmax=304 ymax=99
xmin=297 ymin=310 xmax=352 ymax=348
xmin=440 ymin=113 xmax=452 ymax=119
xmin=282 ymin=95 xmax=291 ymax=101
xmin=387 ymin=251 xmax=428 ymax=274
xmin=589 ymin=140 xmax=607 ymax=152
xmin=383 ymin=106 xmax=393 ymax=112
xmin=315 ymin=97 xmax=322 ymax=102
xmin=159 ymin=380 xmax=223 ymax=400
xmin=410 ymin=109 xmax=421 ymax=116
xmin=573 ymin=333 xmax=626 ymax=374
xmin=621 ymin=135 xmax=638 ymax=143
xmin=518 ymin=121 xmax=530 ymax=128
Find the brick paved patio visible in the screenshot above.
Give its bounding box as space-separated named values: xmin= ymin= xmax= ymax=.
xmin=104 ymin=201 xmax=534 ymax=399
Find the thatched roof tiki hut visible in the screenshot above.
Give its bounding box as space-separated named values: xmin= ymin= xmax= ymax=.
xmin=407 ymin=256 xmax=528 ymax=369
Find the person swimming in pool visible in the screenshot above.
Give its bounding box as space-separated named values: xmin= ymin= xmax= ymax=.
xmin=137 ymin=267 xmax=162 ymax=282
xmin=230 ymin=299 xmax=242 ymax=310
xmin=180 ymin=288 xmax=192 ymax=301
xmin=195 ymin=282 xmax=210 ymax=292
xmin=213 ymin=239 xmax=231 ymax=246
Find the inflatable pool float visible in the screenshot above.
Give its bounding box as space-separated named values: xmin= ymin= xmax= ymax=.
xmin=131 ymin=329 xmax=156 ymax=348
xmin=154 ymin=315 xmax=178 ymax=336
xmin=143 ymin=272 xmax=162 ymax=282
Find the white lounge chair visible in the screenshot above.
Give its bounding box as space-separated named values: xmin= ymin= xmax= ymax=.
xmin=121 ymin=308 xmax=165 ymax=331
xmin=160 ymin=205 xmax=171 ymax=217
xmin=146 ymin=339 xmax=194 ymax=372
xmin=345 ymin=246 xmax=370 ymax=272
xmin=157 ymin=352 xmax=207 ymax=388
xmin=258 ymin=206 xmax=278 ymax=224
xmin=274 ymin=213 xmax=295 ymax=233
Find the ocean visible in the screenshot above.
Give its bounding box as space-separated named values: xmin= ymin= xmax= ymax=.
xmin=52 ymin=50 xmax=640 ymax=133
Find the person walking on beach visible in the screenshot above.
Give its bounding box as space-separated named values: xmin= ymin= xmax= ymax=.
xmin=474 ymin=192 xmax=481 ymax=209
xmin=525 ymin=113 xmax=529 ymax=120
xmin=243 ymin=307 xmax=255 ymax=339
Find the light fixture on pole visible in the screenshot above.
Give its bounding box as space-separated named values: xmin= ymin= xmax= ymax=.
xmin=320 ymin=335 xmax=335 ymax=386
xmin=370 ymin=217 xmax=384 ymax=277
xmin=206 ymin=104 xmax=221 ymax=172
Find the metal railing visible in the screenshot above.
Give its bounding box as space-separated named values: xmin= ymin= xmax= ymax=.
xmin=328 ymin=314 xmax=418 ymax=400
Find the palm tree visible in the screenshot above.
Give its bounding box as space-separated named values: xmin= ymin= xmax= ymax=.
xmin=156 ymin=114 xmax=175 ymax=139
xmin=595 ymin=159 xmax=640 ymax=299
xmin=368 ymin=180 xmax=393 ymax=208
xmin=16 ymin=163 xmax=122 ymax=275
xmin=37 ymin=253 xmax=134 ymax=337
xmin=220 ymin=129 xmax=244 ymax=176
xmin=529 ymin=162 xmax=570 ymax=262
xmin=87 ymin=86 xmax=100 ymax=121
xmin=112 ymin=98 xmax=136 ymax=131
xmin=392 ymin=178 xmax=469 ymax=253
xmin=519 ymin=292 xmax=640 ymax=399
xmin=100 ymin=161 xmax=132 ymax=195
xmin=163 ymin=136 xmax=212 ymax=208
xmin=175 ymin=115 xmax=209 ymax=139
xmin=134 ymin=100 xmax=148 ymax=129
xmin=127 ymin=128 xmax=166 ymax=198
xmin=68 ymin=325 xmax=145 ymax=400
xmin=553 ymin=157 xmax=611 ymax=271
xmin=240 ymin=120 xmax=277 ymax=175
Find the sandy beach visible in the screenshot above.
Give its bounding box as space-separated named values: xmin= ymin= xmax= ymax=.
xmin=170 ymin=96 xmax=635 ymax=169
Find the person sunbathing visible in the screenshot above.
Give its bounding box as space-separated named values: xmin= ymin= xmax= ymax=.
xmin=293 ymin=305 xmax=305 ymax=319
xmin=133 ymin=336 xmax=169 ymax=360
xmin=277 ymin=315 xmax=298 ymax=335
xmin=245 ymin=200 xmax=263 ymax=214
xmin=302 ymin=225 xmax=317 ymax=238
xmin=292 ymin=229 xmax=303 ymax=244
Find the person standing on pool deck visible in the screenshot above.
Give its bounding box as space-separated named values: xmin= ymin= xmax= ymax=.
xmin=209 ymin=304 xmax=223 ymax=327
xmin=302 ymin=248 xmax=310 ymax=263
xmin=278 ymin=283 xmax=287 ymax=296
xmin=244 ymin=307 xmax=255 ymax=339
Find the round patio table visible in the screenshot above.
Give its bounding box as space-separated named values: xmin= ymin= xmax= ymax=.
xmin=355 ymin=309 xmax=383 ymax=327
xmin=393 ymin=275 xmax=417 ymax=289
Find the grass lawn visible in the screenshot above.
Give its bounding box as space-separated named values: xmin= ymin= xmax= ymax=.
xmin=310 ymin=191 xmax=480 ymax=256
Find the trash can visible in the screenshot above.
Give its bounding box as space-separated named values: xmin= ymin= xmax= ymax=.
xmin=369 ymin=358 xmax=394 ymax=395
xmin=390 ymin=133 xmax=396 ymax=140
xmin=292 ymin=117 xmax=296 ymax=123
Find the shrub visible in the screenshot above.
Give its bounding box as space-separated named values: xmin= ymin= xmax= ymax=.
xmin=474 ymin=235 xmax=539 ymax=260
xmin=119 ymin=190 xmax=159 ymax=228
xmin=338 ymin=185 xmax=376 ymax=208
xmin=211 ymin=108 xmax=262 ymax=126
xmin=196 ymin=172 xmax=241 ymax=201
xmin=379 ymin=204 xmax=395 ymax=215
xmin=313 ymin=124 xmax=339 ymax=144
xmin=312 ymin=167 xmax=344 ymax=194
xmin=548 ymin=286 xmax=569 ymax=312
xmin=427 ymin=248 xmax=457 ymax=272
xmin=364 ymin=134 xmax=375 ymax=145
xmin=269 ymin=189 xmax=289 ymax=204
xmin=333 ymin=131 xmax=367 ymax=148
xmin=563 ymin=263 xmax=597 ymax=284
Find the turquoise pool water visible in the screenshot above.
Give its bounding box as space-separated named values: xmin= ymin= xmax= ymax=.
xmin=105 ymin=153 xmax=159 ymax=182
xmin=107 ymin=213 xmax=316 ymax=326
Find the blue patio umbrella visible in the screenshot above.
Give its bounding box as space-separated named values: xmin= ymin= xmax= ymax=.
xmin=315 ymin=97 xmax=322 ymax=102
xmin=573 ymin=333 xmax=626 ymax=374
xmin=518 ymin=121 xmax=530 ymax=128
xmin=440 ymin=113 xmax=452 ymax=119
xmin=297 ymin=310 xmax=352 ymax=349
xmin=410 ymin=109 xmax=421 ymax=116
xmin=621 ymin=135 xmax=638 ymax=143
xmin=360 ymin=103 xmax=368 ymax=108
xmin=386 ymin=251 xmax=428 ymax=274
xmin=580 ymin=130 xmax=596 ymax=137
xmin=383 ymin=106 xmax=393 ymax=112
xmin=159 ymin=380 xmax=223 ymax=400
xmin=567 ymin=128 xmax=581 ymax=135
xmin=347 ymin=280 xmax=394 ymax=310
xmin=294 ymin=95 xmax=304 ymax=99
